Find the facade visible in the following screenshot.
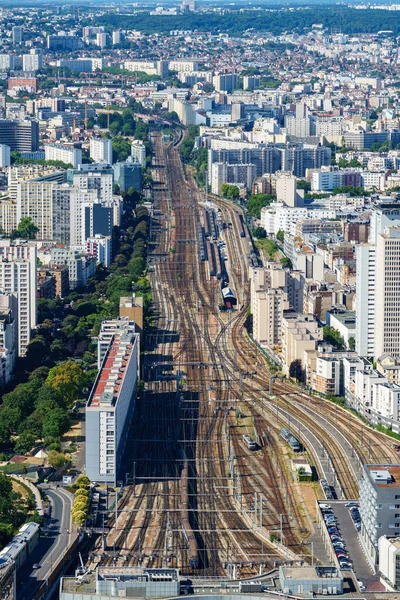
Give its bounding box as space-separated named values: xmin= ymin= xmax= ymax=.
xmin=50 ymin=247 xmax=96 ymax=289
xmin=0 ymin=240 xmax=37 ymax=356
xmin=360 ymin=464 xmax=400 ymax=565
xmin=211 ymin=162 xmax=256 ymax=195
xmin=0 ymin=55 xmax=16 ymax=71
xmin=73 ymin=172 xmax=113 ymax=202
xmin=281 ymin=312 xmax=322 ymax=377
xmin=85 ymin=329 xmax=139 ymax=485
xmin=90 ymin=138 xmax=113 ymax=164
xmin=47 ymin=35 xmax=81 ymax=51
xmin=0 ymin=144 xmax=10 ymax=167
xmin=86 ymin=235 xmax=112 ymax=268
xmin=131 ymin=140 xmax=146 ymax=167
xmin=113 ymin=160 xmax=142 ymax=193
xmin=0 ymin=294 xmax=17 ymax=386
xmin=12 ymin=26 xmax=22 ymax=44
xmin=213 ymin=73 xmax=238 ymax=93
xmin=57 ymin=58 xmax=103 ymax=73
xmin=375 ymin=227 xmax=400 ymax=359
xmin=355 ymin=244 xmax=376 ymax=357
xmin=44 ymin=144 xmax=82 ymax=168
xmin=0 ymin=120 xmax=39 ymax=152
xmin=22 ymin=50 xmax=43 ymax=72
xmin=119 ymin=295 xmax=144 ymax=332
xmin=379 ymin=536 xmax=400 ymax=590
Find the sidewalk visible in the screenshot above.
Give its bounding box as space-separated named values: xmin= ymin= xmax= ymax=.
xmin=9 ymin=474 xmax=44 ymax=516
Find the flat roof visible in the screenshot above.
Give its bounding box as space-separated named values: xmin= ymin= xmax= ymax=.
xmin=88 ymin=333 xmax=135 ymax=408
xmin=366 ymin=464 xmax=400 ymax=488
xmin=281 ymin=566 xmax=341 ymax=580
xmin=0 ymin=522 xmax=39 ymax=562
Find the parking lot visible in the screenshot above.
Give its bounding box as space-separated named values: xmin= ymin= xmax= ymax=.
xmin=329 ymin=502 xmax=378 ymax=586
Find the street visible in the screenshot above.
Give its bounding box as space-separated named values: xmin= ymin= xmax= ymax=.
xmin=17 ymin=486 xmax=76 ymax=600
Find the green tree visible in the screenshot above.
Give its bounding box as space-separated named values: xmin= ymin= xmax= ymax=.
xmin=13 ymin=217 xmax=39 ymax=239
xmin=280 ymin=256 xmax=293 ymax=269
xmin=47 ymin=450 xmax=66 ymax=470
xmin=46 ymin=361 xmax=85 ymax=408
xmin=253 ymin=226 xmax=267 ymax=238
xmin=246 ymin=194 xmax=275 ymax=218
xmin=14 ymin=432 xmax=36 ymax=455
xmin=276 ymin=229 xmax=284 ymax=243
xmin=348 ymin=336 xmax=355 ymax=351
xmin=289 ymin=359 xmax=304 ymax=383
xmin=220 ymin=184 xmax=240 ymax=200
xmin=323 ymin=325 xmax=345 ymax=350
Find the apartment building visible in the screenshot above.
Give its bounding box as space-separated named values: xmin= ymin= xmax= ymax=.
xmin=379 ymin=536 xmax=400 ymax=590
xmin=355 ymin=244 xmax=376 ymax=358
xmin=97 ymin=318 xmax=137 ymax=369
xmin=86 ymin=235 xmax=112 ymax=268
xmin=360 ymin=464 xmax=400 ymax=565
xmin=0 ymin=293 xmax=17 ymax=386
xmin=85 ymin=328 xmax=139 ymax=485
xmin=16 ymin=181 xmax=71 ymax=243
xmin=44 ymin=144 xmax=82 ymax=169
xmin=281 ymin=312 xmax=322 ymax=378
xmin=131 ymin=140 xmax=146 ymax=167
xmin=0 ymin=240 xmax=37 ymax=356
xmin=375 ymin=227 xmax=400 ymax=359
xmin=90 ymin=138 xmax=113 ymax=165
xmin=0 ymin=119 xmax=39 ymax=152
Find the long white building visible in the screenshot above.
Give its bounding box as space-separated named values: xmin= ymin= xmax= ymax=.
xmin=375 ymin=227 xmax=400 ymax=359
xmin=44 ymin=144 xmax=82 ymax=168
xmin=85 ymin=326 xmax=139 ymax=485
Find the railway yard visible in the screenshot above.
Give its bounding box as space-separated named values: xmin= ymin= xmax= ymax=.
xmin=89 ymin=126 xmax=400 ymax=580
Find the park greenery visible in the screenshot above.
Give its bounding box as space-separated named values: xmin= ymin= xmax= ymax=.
xmin=96 ymin=8 xmax=400 ymax=36
xmin=246 ymin=194 xmax=276 ymax=219
xmin=0 ymin=192 xmax=151 ymax=458
xmin=0 ymin=473 xmax=42 ymax=549
xmin=180 ymin=125 xmax=200 ymax=163
xmin=10 ymin=151 xmax=73 ymax=170
xmin=220 ymin=184 xmax=240 ymax=200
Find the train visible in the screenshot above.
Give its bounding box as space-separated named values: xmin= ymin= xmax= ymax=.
xmin=237 ymin=213 xmax=246 ymax=238
xmin=204 ymin=209 xmax=218 ymax=241
xmin=280 ymin=427 xmax=301 ymax=452
xmin=222 ymin=287 xmax=237 ymax=308
xmin=197 ymin=223 xmax=207 ymax=262
xmin=181 ymin=461 xmax=199 ymax=569
xmin=243 ymin=434 xmax=257 ymax=451
xmin=208 ymin=241 xmax=217 ymax=277
xmin=216 ymin=245 xmax=228 ymax=284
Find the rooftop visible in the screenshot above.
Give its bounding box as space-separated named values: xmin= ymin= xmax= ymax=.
xmin=366 ymin=464 xmax=400 ymax=488
xmin=0 ymin=522 xmax=39 ymax=562
xmin=88 ymin=333 xmax=135 ymax=409
xmin=280 ymin=566 xmax=342 ymax=580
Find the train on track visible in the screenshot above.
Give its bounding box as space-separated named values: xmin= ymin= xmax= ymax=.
xmin=237 ymin=213 xmax=247 ymax=238
xmin=243 ymin=434 xmax=257 ymax=451
xmin=222 ymin=286 xmax=237 ymax=309
xmin=204 ymin=208 xmax=218 ymax=241
xmin=197 ymin=223 xmax=208 ymax=262
xmin=280 ymin=427 xmax=301 ymax=452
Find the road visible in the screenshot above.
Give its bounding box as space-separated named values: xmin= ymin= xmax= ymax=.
xmin=17 ymin=485 xmax=76 ymax=600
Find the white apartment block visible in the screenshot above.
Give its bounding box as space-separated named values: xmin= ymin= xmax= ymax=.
xmin=0 ymin=240 xmax=37 ymax=356
xmin=0 ymin=293 xmax=17 ymax=385
xmin=50 ymin=247 xmax=96 ymax=289
xmin=261 ymin=203 xmax=336 ymax=237
xmin=313 ymin=355 xmax=341 ymax=396
xmin=90 ymin=138 xmax=113 ymax=165
xmin=211 ymin=162 xmax=256 ymax=195
xmin=360 ymin=465 xmax=400 ymax=566
xmin=70 ymin=190 xmax=98 ymax=246
xmin=0 ymin=54 xmax=16 ymax=71
xmin=44 ymin=144 xmax=82 ymax=169
xmin=86 ymin=235 xmax=112 ymax=268
xmin=57 ymin=58 xmax=103 ymax=72
xmin=375 ymin=227 xmax=400 ymax=359
xmin=315 ymin=118 xmax=344 ymax=137
xmin=97 ymin=317 xmax=136 ymax=369
xmin=16 ymin=181 xmax=71 ymax=244
xmin=168 ymin=59 xmax=199 ymax=72
xmin=361 ymin=171 xmax=386 ymax=191
xmin=378 ymin=536 xmax=400 ymax=590
xmin=22 ymin=50 xmax=43 ymax=72
xmin=131 ymin=140 xmax=146 ymax=167
xmin=72 ymin=172 xmax=113 ymax=202
xmin=0 ymin=144 xmax=10 ymax=167
xmin=355 ymin=243 xmax=376 ymax=357
xmin=281 ymin=313 xmax=322 ymax=377
xmin=86 ymin=328 xmax=139 ymax=485
xmin=253 ymin=288 xmax=288 ymax=348
xmin=0 ymin=200 xmax=17 ymax=235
